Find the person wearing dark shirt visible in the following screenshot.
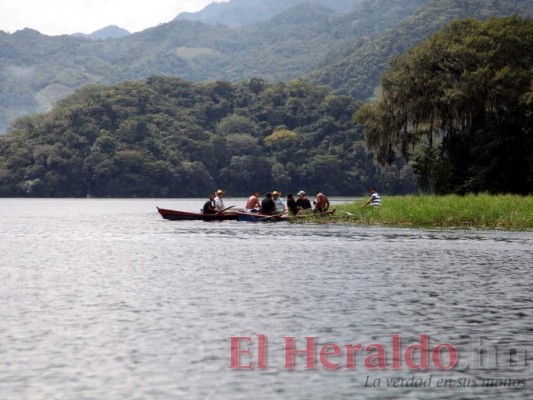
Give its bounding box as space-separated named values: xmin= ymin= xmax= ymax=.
xmin=261 ymin=192 xmax=276 ymax=215
xmin=295 ymin=190 xmax=312 ymax=212
xmin=202 ymin=194 xmax=216 ymax=214
xmin=286 ymin=194 xmax=298 ymax=215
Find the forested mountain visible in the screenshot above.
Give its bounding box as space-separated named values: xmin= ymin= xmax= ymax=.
xmin=176 ymin=0 xmax=364 ymax=27
xmin=310 ymin=0 xmax=533 ymax=99
xmin=0 ymin=78 xmax=414 ymax=197
xmin=1 ymin=0 xmax=531 ymax=196
xmin=73 ymin=25 xmax=131 ymax=40
xmin=1 ymin=0 xmax=531 ymax=133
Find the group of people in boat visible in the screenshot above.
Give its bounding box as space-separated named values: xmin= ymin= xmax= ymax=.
xmin=245 ymin=190 xmax=330 ymax=215
xmin=202 ymin=189 xmax=331 ymax=215
xmin=202 ymin=187 xmax=381 ymax=215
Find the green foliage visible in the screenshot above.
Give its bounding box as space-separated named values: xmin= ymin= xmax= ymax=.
xmin=2 ymin=2 xmax=529 ymax=196
xmin=356 ymin=16 xmax=533 ymax=194
xmin=264 ymin=129 xmax=298 ymax=147
xmin=0 ymin=77 xmax=414 ymax=197
xmin=335 ymin=194 xmax=533 ymax=229
xmin=310 ymin=0 xmax=532 ymax=99
xmin=216 ymin=115 xmax=259 ymax=136
xmin=3 ymin=0 xmax=530 ymax=132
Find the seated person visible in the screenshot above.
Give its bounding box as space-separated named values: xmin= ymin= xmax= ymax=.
xmin=245 ymin=191 xmax=261 ymax=212
xmin=272 ymin=191 xmax=286 ymax=214
xmin=214 ymin=189 xmax=225 ymax=212
xmin=314 ymin=191 xmax=330 ymax=213
xmin=286 ymin=194 xmax=298 ymax=215
xmin=261 ymin=192 xmax=276 ymax=215
xmin=363 ymin=187 xmax=381 ymax=207
xmin=295 ymin=190 xmax=312 ymax=212
xmin=203 ymin=194 xmax=216 ymax=214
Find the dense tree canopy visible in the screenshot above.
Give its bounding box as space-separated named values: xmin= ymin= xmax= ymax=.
xmin=0 ymin=77 xmax=414 ymax=197
xmin=356 ymin=16 xmax=533 ymax=194
xmin=2 ymin=0 xmax=531 ymax=133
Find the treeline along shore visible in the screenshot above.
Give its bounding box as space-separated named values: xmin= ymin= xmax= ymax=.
xmin=0 ymin=14 xmax=531 ymax=202
xmin=0 ymin=77 xmax=414 ymax=197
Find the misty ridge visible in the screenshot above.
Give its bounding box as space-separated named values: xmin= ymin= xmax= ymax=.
xmin=0 ymin=0 xmax=530 ymax=134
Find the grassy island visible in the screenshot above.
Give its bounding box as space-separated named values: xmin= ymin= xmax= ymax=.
xmin=327 ymin=194 xmax=533 ymax=229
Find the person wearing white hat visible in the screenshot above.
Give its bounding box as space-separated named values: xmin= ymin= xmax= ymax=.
xmin=272 ymin=191 xmax=286 ymax=214
xmin=295 ymin=190 xmax=312 ymax=212
xmin=214 ymin=189 xmax=225 ymax=212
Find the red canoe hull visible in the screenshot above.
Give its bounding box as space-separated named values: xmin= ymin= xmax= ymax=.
xmin=157 ymin=207 xmax=238 ymax=221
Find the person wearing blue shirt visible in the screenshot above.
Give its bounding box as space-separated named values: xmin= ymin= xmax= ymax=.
xmin=272 ymin=191 xmax=286 ymax=214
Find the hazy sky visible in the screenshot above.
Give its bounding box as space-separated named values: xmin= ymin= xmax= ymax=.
xmin=0 ymin=0 xmax=229 ymax=36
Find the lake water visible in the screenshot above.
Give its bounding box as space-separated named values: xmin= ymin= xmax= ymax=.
xmin=0 ymin=198 xmax=531 ymax=400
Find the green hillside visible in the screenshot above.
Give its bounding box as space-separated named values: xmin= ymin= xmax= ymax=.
xmin=310 ymin=0 xmax=533 ymax=99
xmin=2 ymin=0 xmax=530 ymax=133
xmin=0 ymin=77 xmax=414 ymax=197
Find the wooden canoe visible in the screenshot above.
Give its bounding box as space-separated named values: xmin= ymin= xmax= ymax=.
xmin=237 ymin=211 xmax=287 ymax=222
xmin=157 ymin=207 xmax=238 ymax=221
xmin=237 ymin=209 xmax=336 ymax=222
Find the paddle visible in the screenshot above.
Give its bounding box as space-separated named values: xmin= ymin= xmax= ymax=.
xmin=216 ymin=205 xmax=235 ymax=214
xmin=258 ymin=213 xmax=285 ymax=222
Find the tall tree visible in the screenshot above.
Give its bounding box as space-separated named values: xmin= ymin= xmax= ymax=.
xmin=355 ymin=17 xmax=533 ymax=194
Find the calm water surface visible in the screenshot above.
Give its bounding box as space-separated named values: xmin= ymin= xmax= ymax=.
xmin=0 ymin=199 xmax=531 ymax=400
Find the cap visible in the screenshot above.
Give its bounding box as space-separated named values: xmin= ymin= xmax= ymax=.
xmin=297 ymin=190 xmax=305 ymax=196
xmin=216 ymin=189 xmax=224 ymax=194
xmin=272 ymin=191 xmax=279 ymax=196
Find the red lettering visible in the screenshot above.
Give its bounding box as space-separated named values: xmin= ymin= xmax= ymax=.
xmin=345 ymin=343 xmax=363 ymax=369
xmin=364 ymin=343 xmax=387 ymax=369
xmin=284 ymin=336 xmax=317 ymax=369
xmin=392 ymin=333 xmax=401 ymax=369
xmin=257 ymin=334 xmax=267 ymax=369
xmin=405 ymin=334 xmax=430 ymax=369
xmin=319 ymin=343 xmax=342 ymax=370
xmin=432 ymin=343 xmax=458 ymax=370
xmin=229 ymin=336 xmax=253 ymax=369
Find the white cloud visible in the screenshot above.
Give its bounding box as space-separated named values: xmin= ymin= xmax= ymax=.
xmin=0 ymin=0 xmax=229 ymax=35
